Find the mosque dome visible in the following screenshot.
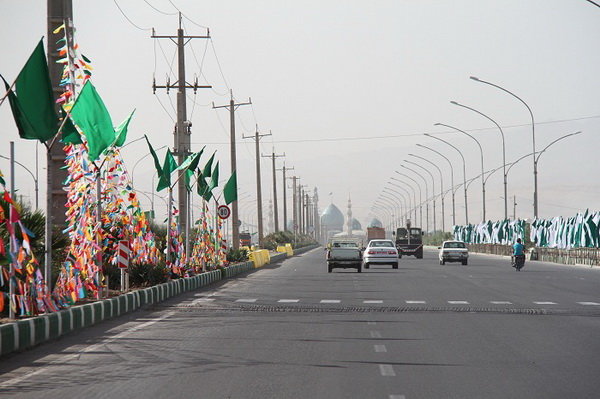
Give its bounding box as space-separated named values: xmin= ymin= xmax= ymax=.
xmin=351 ymin=218 xmax=362 ymax=230
xmin=367 ymin=218 xmax=383 ymax=228
xmin=321 ymin=203 xmax=344 ymax=231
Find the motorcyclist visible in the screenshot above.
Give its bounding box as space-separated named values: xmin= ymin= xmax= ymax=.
xmin=512 ymin=238 xmax=525 ymax=271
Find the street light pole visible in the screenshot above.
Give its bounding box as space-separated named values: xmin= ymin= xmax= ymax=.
xmin=381 ymin=193 xmax=402 ymax=229
xmin=470 ymin=76 xmax=536 ymax=218
xmin=395 ymin=172 xmax=423 ymax=228
xmin=409 ymin=154 xmax=445 ymax=232
xmin=383 ymin=187 xmax=408 ymax=225
xmin=434 ymin=123 xmax=486 ymax=222
xmin=390 ymin=178 xmax=417 ymax=224
xmin=450 ymin=101 xmax=505 ymax=220
xmin=404 ymin=160 xmax=436 ymax=233
xmin=417 ymin=144 xmax=456 ymax=226
xmin=0 ymin=154 xmax=39 ymax=210
xmin=402 ymin=165 xmax=429 ymax=232
xmin=425 ymin=133 xmax=469 ymax=224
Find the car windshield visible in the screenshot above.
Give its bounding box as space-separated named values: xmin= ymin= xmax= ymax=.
xmin=444 ymin=242 xmax=466 ymax=249
xmin=370 ymin=241 xmax=394 ymax=248
xmin=332 ymin=242 xmax=358 ymax=248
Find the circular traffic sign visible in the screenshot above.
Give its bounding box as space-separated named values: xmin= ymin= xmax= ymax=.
xmin=217 ymin=204 xmax=231 ymax=219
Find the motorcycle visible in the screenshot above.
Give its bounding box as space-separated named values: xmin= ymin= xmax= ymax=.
xmin=511 ymin=254 xmax=525 ymax=271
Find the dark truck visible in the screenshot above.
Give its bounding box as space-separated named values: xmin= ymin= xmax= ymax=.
xmin=394 ymin=221 xmax=424 ymax=259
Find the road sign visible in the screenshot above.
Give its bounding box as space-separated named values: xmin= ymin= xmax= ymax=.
xmin=117 ymin=240 xmax=130 ymax=269
xmin=217 ymin=205 xmax=231 ymax=219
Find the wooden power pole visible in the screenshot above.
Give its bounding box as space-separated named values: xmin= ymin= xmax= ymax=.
xmin=262 ymin=150 xmax=284 ymax=232
xmin=152 ymin=13 xmax=211 ymax=255
xmin=213 ymin=91 xmax=251 ymax=249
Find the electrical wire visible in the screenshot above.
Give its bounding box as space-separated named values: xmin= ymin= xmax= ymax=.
xmin=113 ymin=0 xmax=153 ymax=31
xmin=143 ymin=0 xmax=178 ymax=15
xmin=210 ymin=38 xmax=231 ymax=91
xmin=167 ymin=0 xmax=209 ymax=28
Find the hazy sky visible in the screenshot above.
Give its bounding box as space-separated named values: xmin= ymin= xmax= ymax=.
xmin=1 ymin=0 xmax=599 ymax=231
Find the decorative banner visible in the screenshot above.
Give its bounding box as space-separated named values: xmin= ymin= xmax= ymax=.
xmin=453 ymin=219 xmax=525 ymax=245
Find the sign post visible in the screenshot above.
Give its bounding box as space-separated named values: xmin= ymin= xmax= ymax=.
xmin=118 ymin=240 xmax=130 ymax=292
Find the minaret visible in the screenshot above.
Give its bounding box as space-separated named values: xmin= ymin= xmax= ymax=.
xmin=347 ymin=195 xmax=353 ymax=236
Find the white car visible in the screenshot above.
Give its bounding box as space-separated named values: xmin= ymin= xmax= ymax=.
xmin=363 ymin=239 xmax=399 ymax=269
xmin=439 ymin=240 xmax=469 ymax=265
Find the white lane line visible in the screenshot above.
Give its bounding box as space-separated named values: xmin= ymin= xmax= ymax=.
xmin=0 ymin=311 xmax=175 ymax=388
xmin=374 ymin=344 xmax=387 ymax=353
xmin=448 ymin=300 xmax=469 ymax=304
xmin=389 ymin=395 xmax=406 ymax=399
xmin=278 ymin=299 xmax=300 ymax=303
xmin=490 ymin=301 xmax=512 ymax=305
xmin=320 ymin=299 xmax=341 ymax=304
xmin=363 ymin=300 xmax=383 ymax=304
xmin=379 ymin=364 xmax=396 ymax=377
xmin=533 ymin=301 xmax=557 ymax=305
xmin=405 ymin=300 xmax=426 ymax=304
xmin=370 ymin=331 xmax=382 ymax=338
xmin=192 ymin=297 xmax=216 ymax=304
xmin=577 ymin=302 xmax=600 ymax=306
xmin=235 ymin=299 xmax=257 ymax=303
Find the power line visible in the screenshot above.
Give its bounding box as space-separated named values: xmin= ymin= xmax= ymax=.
xmin=210 ymin=38 xmax=231 ymax=91
xmin=113 ymin=0 xmax=153 ymax=31
xmin=167 ymin=0 xmax=209 ymax=28
xmin=143 ymin=0 xmax=178 ymax=15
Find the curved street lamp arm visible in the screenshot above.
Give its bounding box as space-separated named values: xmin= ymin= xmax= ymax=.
xmin=0 ymin=154 xmax=37 ymax=183
xmin=535 ymin=131 xmax=582 ymax=163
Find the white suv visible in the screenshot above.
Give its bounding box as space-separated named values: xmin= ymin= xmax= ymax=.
xmin=439 ymin=241 xmax=469 ymax=265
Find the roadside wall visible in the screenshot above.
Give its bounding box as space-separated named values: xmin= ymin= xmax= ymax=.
xmin=466 ymin=244 xmax=599 ymax=267
xmin=0 ymin=244 xmax=319 ymax=358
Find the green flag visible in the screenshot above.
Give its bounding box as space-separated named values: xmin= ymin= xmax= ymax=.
xmin=202 ymin=151 xmax=216 ymax=178
xmin=223 ymin=171 xmax=237 ymax=205
xmin=114 ymin=109 xmax=136 ymax=147
xmin=197 ymin=170 xmax=211 ymax=200
xmin=208 ymin=162 xmax=219 ymax=191
xmin=144 ymin=135 xmax=163 ymax=177
xmin=156 ymin=149 xmax=177 ymax=192
xmin=2 ymin=40 xmax=57 ymax=143
xmin=69 ymin=81 xmax=115 ymax=161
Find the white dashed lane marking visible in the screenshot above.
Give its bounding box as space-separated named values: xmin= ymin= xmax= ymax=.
xmin=379 ymin=364 xmax=396 ymax=376
xmin=278 ymin=299 xmax=300 ymax=303
xmin=374 ymin=344 xmax=387 ymax=353
xmin=363 ymin=300 xmax=383 ymax=304
xmin=577 ymin=302 xmax=600 ymax=306
xmin=448 ymin=300 xmax=470 ymax=305
xmin=235 ymin=299 xmax=257 ymax=303
xmin=320 ymin=300 xmax=341 ymax=304
xmin=389 ymin=395 xmax=406 ymax=399
xmin=490 ymin=301 xmax=512 ymax=305
xmin=533 ymin=301 xmax=557 ymax=305
xmin=405 ymin=300 xmax=426 ymax=304
xmin=370 ymin=331 xmax=382 ymax=338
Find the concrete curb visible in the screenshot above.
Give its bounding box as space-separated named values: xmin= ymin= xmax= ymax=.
xmin=0 ymin=246 xmax=321 ymax=357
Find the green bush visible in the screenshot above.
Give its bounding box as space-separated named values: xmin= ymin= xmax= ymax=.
xmin=129 ymin=262 xmax=169 ymax=287
xmin=423 ymin=231 xmax=453 ymax=246
xmin=227 ymin=248 xmax=249 ymax=262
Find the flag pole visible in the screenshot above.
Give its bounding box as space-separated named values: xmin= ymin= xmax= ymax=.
xmin=0 ymin=78 xmax=18 ymax=108
xmin=9 ymin=141 xmax=16 ymax=319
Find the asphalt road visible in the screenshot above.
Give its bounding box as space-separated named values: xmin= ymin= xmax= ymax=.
xmin=1 ymin=248 xmax=599 ymax=399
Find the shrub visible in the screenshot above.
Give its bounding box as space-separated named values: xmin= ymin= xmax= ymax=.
xmin=227 ymin=248 xmax=249 ymax=262
xmin=129 ymin=262 xmax=169 ymax=287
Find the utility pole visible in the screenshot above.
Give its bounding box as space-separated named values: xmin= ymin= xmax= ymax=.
xmin=313 ymin=188 xmax=320 ymax=242
xmin=47 ymin=0 xmax=74 ymax=286
xmin=262 ymin=150 xmax=285 ymax=232
xmin=279 ymin=164 xmax=294 ymax=231
xmin=152 ymin=13 xmax=211 ymax=255
xmin=213 ymin=90 xmax=251 ymax=249
xmin=290 ymin=176 xmax=300 ymax=235
xmin=513 ymin=195 xmax=517 ymax=220
xmin=243 ymin=126 xmax=271 ymax=246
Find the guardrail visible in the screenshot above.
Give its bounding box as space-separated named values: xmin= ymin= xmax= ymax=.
xmin=466 ymin=243 xmax=599 ymax=267
xmin=0 ymin=244 xmax=320 ymax=358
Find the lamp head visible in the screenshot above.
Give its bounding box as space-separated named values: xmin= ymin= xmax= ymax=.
xmin=450 ymin=100 xmax=459 ymax=105
xmin=469 ymin=76 xmax=480 ymax=81
xmin=433 ymin=123 xmax=442 ymax=126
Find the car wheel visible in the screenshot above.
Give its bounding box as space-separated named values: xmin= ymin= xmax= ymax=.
xmin=328 ymin=264 xmax=333 ymax=273
xmin=364 ymin=263 xmax=370 ymax=269
xmin=392 ymin=263 xmax=398 ymax=269
xmin=462 ymin=260 xmax=468 ymax=266
xmin=441 ymin=260 xmax=446 ymax=265
xmin=357 ymin=264 xmax=362 ymax=273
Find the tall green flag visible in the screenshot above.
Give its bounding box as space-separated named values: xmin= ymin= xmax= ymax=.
xmin=1 ymin=39 xmax=77 ymax=143
xmin=208 ymin=162 xmax=219 ymax=191
xmin=197 ymin=170 xmax=210 ymax=200
xmin=114 ymin=109 xmax=136 ymax=147
xmin=202 ymin=152 xmax=216 ymax=178
xmin=69 ymin=81 xmax=115 ymax=161
xmin=144 ymin=135 xmax=163 ymax=177
xmin=223 ymin=171 xmax=237 ymax=205
xmin=157 ymin=149 xmax=177 ymax=192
